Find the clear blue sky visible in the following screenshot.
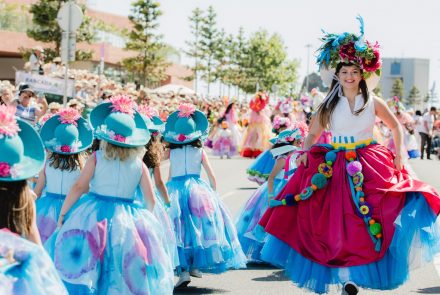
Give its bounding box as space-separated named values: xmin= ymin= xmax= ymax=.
xmin=88 ymin=0 xmax=440 ymax=95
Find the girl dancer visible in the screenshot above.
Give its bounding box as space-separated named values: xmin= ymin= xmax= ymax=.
xmin=0 ymin=105 xmax=66 ymax=294
xmin=35 ymin=108 xmax=93 ymax=243
xmin=212 ymin=120 xmax=236 ymax=159
xmin=260 ymin=17 xmax=440 ymax=294
xmin=163 ymin=103 xmax=246 ymax=288
xmin=46 ymin=96 xmax=174 ymax=294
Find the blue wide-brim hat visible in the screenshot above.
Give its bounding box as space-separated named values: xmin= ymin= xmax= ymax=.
xmin=163 ymin=109 xmax=209 ymax=145
xmin=90 ymin=102 xmax=150 ymax=148
xmin=141 ymin=114 xmax=165 ymax=133
xmin=0 ymin=119 xmax=45 ymax=182
xmin=269 ymin=128 xmax=302 ymax=145
xmin=40 ymin=115 xmax=93 ymax=155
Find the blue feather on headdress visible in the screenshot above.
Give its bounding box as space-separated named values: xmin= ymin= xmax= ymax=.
xmin=356 ymin=15 xmax=364 ymax=37
xmin=354 ymin=15 xmax=367 ymax=52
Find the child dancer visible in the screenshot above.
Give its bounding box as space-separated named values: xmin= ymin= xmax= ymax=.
xmin=212 ymin=120 xmax=236 ymax=159
xmin=46 ymin=96 xmax=174 ymax=294
xmin=35 ymin=108 xmax=93 ymax=243
xmin=236 ymin=125 xmax=307 ymax=262
xmin=163 ymin=103 xmax=246 ymax=288
xmin=0 ymin=105 xmax=67 ymax=294
xmin=247 ymin=116 xmax=290 ymax=185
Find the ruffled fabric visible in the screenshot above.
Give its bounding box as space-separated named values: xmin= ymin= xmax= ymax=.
xmin=212 ymin=137 xmax=237 ymax=157
xmin=166 ymin=175 xmax=247 ymax=273
xmin=0 ymin=230 xmax=67 ymax=295
xmin=45 ymin=194 xmax=174 ymax=295
xmin=246 ymin=149 xmax=276 ymax=185
xmin=261 ymin=192 xmax=440 ymax=294
xmin=36 ymin=193 xmax=65 ymax=244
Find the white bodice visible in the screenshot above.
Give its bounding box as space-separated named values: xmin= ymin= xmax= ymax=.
xmin=45 ymin=164 xmax=81 ymax=195
xmin=274 ymin=154 xmax=298 ymax=180
xmin=330 ymin=94 xmax=376 ymax=143
xmin=169 ymin=146 xmax=202 ymax=177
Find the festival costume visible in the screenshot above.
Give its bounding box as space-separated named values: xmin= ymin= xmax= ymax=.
xmin=241 ymin=93 xmax=272 ymax=158
xmin=224 ymin=105 xmax=242 ymax=151
xmin=259 ymin=18 xmax=440 ymax=293
xmin=212 ymin=127 xmax=237 ymax=158
xmin=0 ymin=230 xmax=67 ymax=295
xmin=46 ymin=97 xmax=174 ymax=294
xmin=163 ymin=104 xmax=247 ymax=274
xmin=36 ymin=109 xmax=93 ymax=243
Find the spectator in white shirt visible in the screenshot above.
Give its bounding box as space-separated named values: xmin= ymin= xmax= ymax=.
xmin=419 ymin=107 xmax=437 ymax=160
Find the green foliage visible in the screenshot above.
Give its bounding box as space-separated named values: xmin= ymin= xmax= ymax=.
xmin=123 ymin=0 xmax=169 ymax=86
xmin=0 ymin=1 xmax=32 ymax=32
xmin=26 ymin=0 xmax=95 ymax=60
xmin=406 ymin=85 xmax=420 ymax=106
xmin=372 ymin=83 xmax=382 ymax=97
xmin=391 ymin=78 xmax=404 ymax=99
xmin=184 ymin=7 xmax=205 ymax=87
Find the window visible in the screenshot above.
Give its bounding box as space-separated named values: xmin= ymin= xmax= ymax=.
xmin=390 ymin=62 xmax=401 ymax=75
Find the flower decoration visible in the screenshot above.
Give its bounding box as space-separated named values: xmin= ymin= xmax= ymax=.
xmin=58 ymin=108 xmax=81 ymax=126
xmin=177 ymin=103 xmax=196 ymax=118
xmin=38 ymin=113 xmax=54 ymax=127
xmin=138 ymin=105 xmax=159 ymax=119
xmin=316 ymin=15 xmax=382 ymax=79
xmin=279 ymin=98 xmax=293 ymax=114
xmin=0 ymin=105 xmax=20 ymax=137
xmin=249 ymin=92 xmax=269 ymax=112
xmin=0 ymin=162 xmax=19 ymax=178
xmin=110 ymin=95 xmax=135 ymax=117
xmin=291 ymin=121 xmax=309 ymax=140
xmin=272 ymin=116 xmax=291 ymax=132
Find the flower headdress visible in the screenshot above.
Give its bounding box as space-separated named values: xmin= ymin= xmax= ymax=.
xmin=138 ymin=105 xmax=159 ymax=119
xmin=291 ymin=120 xmax=309 ymax=142
xmin=387 ymin=96 xmax=405 ymax=113
xmin=279 ymin=98 xmax=293 ymax=114
xmin=109 ymin=95 xmax=135 ymax=117
xmin=0 ymin=106 xmax=20 ymax=137
xmin=250 ymin=92 xmax=269 ymax=112
xmin=58 ymin=108 xmax=81 ymax=126
xmin=317 ymin=15 xmax=382 ymax=79
xmin=272 ymin=116 xmax=291 ymax=132
xmin=177 ymin=103 xmax=196 ymax=118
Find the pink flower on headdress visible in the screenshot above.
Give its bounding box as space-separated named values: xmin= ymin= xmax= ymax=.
xmin=273 ymin=116 xmax=291 ymax=130
xmin=58 ymin=108 xmax=80 ymax=126
xmin=113 ymin=134 xmax=126 ymax=143
xmin=178 ymin=103 xmax=196 ymax=118
xmin=61 ymin=145 xmax=71 ymax=153
xmin=0 ymin=106 xmax=20 ymax=137
xmin=110 ymin=95 xmax=135 ymax=117
xmin=138 ymin=105 xmax=158 ymax=119
xmin=177 ymin=134 xmax=187 ymax=142
xmin=0 ymin=162 xmax=11 ymax=177
xmin=361 ymin=41 xmax=381 ymax=72
xmin=291 ymin=121 xmax=309 ymax=139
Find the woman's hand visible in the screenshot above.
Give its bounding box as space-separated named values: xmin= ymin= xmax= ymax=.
xmin=394 ymin=155 xmax=404 ymax=171
xmin=296 ymin=153 xmax=308 ymax=167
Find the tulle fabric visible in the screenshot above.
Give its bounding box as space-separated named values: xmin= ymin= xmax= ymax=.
xmin=36 ymin=193 xmax=65 ymax=244
xmin=261 ymin=192 xmax=440 ymax=294
xmin=166 ymin=175 xmax=247 ymax=273
xmin=45 ymin=193 xmax=174 ymax=295
xmin=212 ymin=137 xmax=237 ymax=157
xmin=246 ymin=149 xmax=276 ymax=185
xmin=0 ymin=230 xmax=67 ymax=295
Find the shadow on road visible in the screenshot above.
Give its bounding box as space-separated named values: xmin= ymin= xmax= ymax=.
xmin=416 ymin=286 xmax=440 ymax=294
xmin=174 ymin=286 xmax=228 ymax=294
xmin=252 ymin=270 xmax=290 ymax=282
xmin=244 ymin=262 xmax=278 ymax=271
xmin=237 ymin=187 xmax=258 ymax=190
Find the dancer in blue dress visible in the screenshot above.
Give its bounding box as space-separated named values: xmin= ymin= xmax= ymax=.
xmin=46 ymin=95 xmax=174 ymax=294
xmin=236 ymin=127 xmax=306 ymax=262
xmin=35 ymin=107 xmax=93 ymax=243
xmin=164 ymin=103 xmax=247 ymax=288
xmin=0 ymin=105 xmax=66 ymax=294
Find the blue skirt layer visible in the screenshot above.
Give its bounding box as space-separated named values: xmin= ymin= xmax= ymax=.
xmin=261 ymin=192 xmax=440 ymax=294
xmin=236 ymin=178 xmax=285 ymax=262
xmin=45 ymin=193 xmax=175 ymax=295
xmin=247 ymin=149 xmax=275 ymax=184
xmin=167 ymin=174 xmax=247 ymax=273
xmin=36 ymin=193 xmax=65 ymax=244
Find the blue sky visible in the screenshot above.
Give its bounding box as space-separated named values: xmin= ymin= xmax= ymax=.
xmin=87 ymin=0 xmax=440 ymax=95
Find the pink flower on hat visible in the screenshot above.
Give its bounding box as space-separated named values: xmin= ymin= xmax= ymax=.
xmin=110 ymin=95 xmax=135 ymax=117
xmin=61 ymin=145 xmax=71 ymax=153
xmin=177 ymin=103 xmax=195 ymax=118
xmin=177 ymin=134 xmax=187 ymax=142
xmin=113 ymin=134 xmax=126 ymax=143
xmin=138 ymin=105 xmax=158 ymax=119
xmin=58 ymin=108 xmax=80 ymax=126
xmin=0 ymin=106 xmax=20 ymax=137
xmin=0 ymin=162 xmax=11 ymax=177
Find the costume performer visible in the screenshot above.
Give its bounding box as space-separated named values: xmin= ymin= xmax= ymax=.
xmin=35 ymin=108 xmax=93 ymax=243
xmin=246 ymin=116 xmax=291 ymax=185
xmin=212 ymin=121 xmax=237 ymax=159
xmin=241 ymin=92 xmax=272 ymax=158
xmin=46 ymin=95 xmax=174 ymax=294
xmin=163 ymin=104 xmax=246 ymax=288
xmin=236 ymin=127 xmax=306 ymax=262
xmin=221 ymin=102 xmax=242 ymax=151
xmin=259 ymin=17 xmax=440 ymax=294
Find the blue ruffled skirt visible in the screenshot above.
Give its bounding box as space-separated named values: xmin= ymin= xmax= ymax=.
xmin=0 ymin=230 xmax=67 ymax=295
xmin=236 ymin=178 xmax=285 ymax=262
xmin=247 ymin=149 xmax=275 ymax=184
xmin=261 ymin=192 xmax=440 ymax=294
xmin=45 ymin=192 xmax=174 ymax=295
xmin=166 ymin=174 xmax=247 ymax=273
xmin=36 ymin=193 xmax=65 ymax=244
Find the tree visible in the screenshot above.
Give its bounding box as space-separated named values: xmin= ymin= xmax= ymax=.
xmin=372 ymin=83 xmax=382 ymax=97
xmin=26 ymin=0 xmax=94 ymax=60
xmin=406 ymin=85 xmax=420 ymax=107
xmin=391 ymin=78 xmax=404 ymax=99
xmin=185 ymin=7 xmax=205 ymax=92
xmin=123 ymin=0 xmax=169 ymax=86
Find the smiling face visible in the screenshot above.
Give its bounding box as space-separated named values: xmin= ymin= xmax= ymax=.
xmin=337 ymin=65 xmax=362 ymax=92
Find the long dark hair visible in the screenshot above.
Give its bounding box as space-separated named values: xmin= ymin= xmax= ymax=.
xmin=143 ymin=134 xmax=164 ymax=168
xmin=317 ymin=62 xmax=369 ymax=128
xmin=167 ymin=139 xmax=203 ymax=150
xmin=48 ymin=152 xmax=84 ymax=171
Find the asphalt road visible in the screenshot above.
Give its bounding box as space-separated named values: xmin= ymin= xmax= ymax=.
xmin=170 ymin=155 xmax=440 ymax=295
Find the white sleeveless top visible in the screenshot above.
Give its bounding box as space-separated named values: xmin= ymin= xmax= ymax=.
xmin=45 ymin=164 xmax=81 ymax=195
xmin=170 ymin=146 xmax=202 ymax=177
xmin=329 ymin=94 xmax=375 ymax=143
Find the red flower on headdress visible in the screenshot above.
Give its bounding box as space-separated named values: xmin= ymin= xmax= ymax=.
xmin=0 ymin=162 xmax=11 ymax=177
xmin=339 ymin=42 xmax=357 ymax=62
xmin=361 ymin=42 xmax=381 ymax=72
xmin=250 ymin=92 xmax=269 ymax=112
